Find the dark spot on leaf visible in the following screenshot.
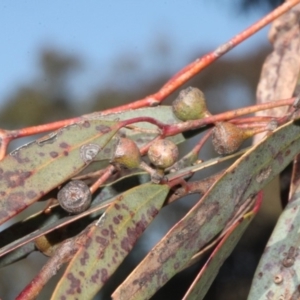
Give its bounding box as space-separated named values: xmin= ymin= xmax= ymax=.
xmin=266 ymin=290 xmax=274 ymax=298
xmin=268 ymin=145 xmax=276 ymax=156
xmin=285 ymin=149 xmax=291 ymax=156
xmin=275 ymin=152 xmax=284 ymax=165
xmin=59 ymin=142 xmax=69 ymax=149
xmin=121 ymin=237 xmax=130 ymax=251
xmin=6 ymin=192 xmax=25 ymax=212
xmin=80 ymin=251 xmax=89 ymax=266
xmin=4 ymin=170 xmax=32 ymax=188
xmin=184 ymin=234 xmax=198 ymax=250
xmin=97 ymin=250 xmax=104 ymax=260
xmin=147 ymin=206 xmax=159 ymax=218
xmin=0 ymin=191 xmax=6 ymax=196
xmin=109 ymin=225 xmax=116 ymax=239
xmin=119 ymin=195 xmax=124 ymax=200
xmin=63 ymin=150 xmax=69 ymax=156
xmin=79 ymin=271 xmax=85 ymax=277
xmin=26 ymin=190 xmax=37 ymax=199
xmin=84 ymin=237 xmax=92 ymax=249
xmin=113 ymin=216 xmax=120 ymax=225
xmin=133 ymin=271 xmax=158 ymax=287
xmin=121 ymin=203 xmax=129 ymax=210
xmin=50 ymin=151 xmax=59 ymax=158
xmin=282 ymin=246 xmax=296 ymax=268
xmin=289 ymin=224 xmax=294 ymax=232
xmin=101 ymin=268 xmax=108 ymax=283
xmin=278 ymin=244 xmax=286 ymax=254
xmin=134 ymin=218 xmax=147 ymax=236
xmin=12 ymin=152 xmax=30 ymax=164
xmin=95 ymin=236 xmax=108 ymax=247
xmin=174 ymin=262 xmax=180 ymax=270
xmin=264 ymin=262 xmax=272 ymax=271
xmin=66 ymin=273 xmax=81 ymax=295
xmin=82 ymin=121 xmax=90 ymax=128
xmin=101 ymin=229 xmax=109 ymax=236
xmin=91 ymin=269 xmax=100 ymax=283
xmin=114 ymin=203 xmax=120 ymax=210
xmin=162 ymin=274 xmax=168 ymax=283
xmin=96 ymin=124 xmax=111 ymax=133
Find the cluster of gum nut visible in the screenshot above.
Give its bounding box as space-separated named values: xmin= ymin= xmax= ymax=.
xmin=57 ymin=87 xmax=250 ymax=215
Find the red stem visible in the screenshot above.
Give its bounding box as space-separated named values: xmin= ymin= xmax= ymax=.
xmin=164 ymin=97 xmax=295 ymax=136
xmin=192 ymin=129 xmax=213 ymax=156
xmin=89 ymin=165 xmax=115 ymax=194
xmin=3 ymin=0 xmax=298 ymax=147
xmin=230 ymin=116 xmax=274 ymax=124
xmin=100 ymin=0 xmax=300 ymax=115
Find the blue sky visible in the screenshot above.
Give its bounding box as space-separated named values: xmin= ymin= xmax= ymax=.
xmin=1 ymin=1 xmax=270 ymax=105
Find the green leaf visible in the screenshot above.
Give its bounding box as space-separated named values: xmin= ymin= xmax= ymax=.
xmin=0 ymin=146 xmax=245 ymax=263
xmin=0 ymin=119 xmax=119 ymax=225
xmin=77 ymin=106 xmax=191 ymax=176
xmin=112 ymin=119 xmax=300 ymax=300
xmin=247 ymin=175 xmax=300 ymax=299
xmin=0 ymin=172 xmax=149 ymax=265
xmin=183 ymin=193 xmax=262 ymax=300
xmin=90 ymin=105 xmax=187 ymax=149
xmin=51 ymin=182 xmax=170 ymax=300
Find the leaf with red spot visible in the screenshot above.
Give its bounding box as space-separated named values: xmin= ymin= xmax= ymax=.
xmin=182 ymin=192 xmax=263 ymax=300
xmin=112 ymin=118 xmax=300 ymax=300
xmin=0 ymin=119 xmax=119 ymax=225
xmin=248 ymin=171 xmax=300 ymax=299
xmin=0 ymin=148 xmax=237 ymax=265
xmin=51 ymin=182 xmax=170 ymax=300
xmin=0 ymin=171 xmax=144 ymax=263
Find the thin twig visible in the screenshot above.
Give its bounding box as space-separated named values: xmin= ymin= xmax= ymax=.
xmin=1 ymin=0 xmax=298 ymax=158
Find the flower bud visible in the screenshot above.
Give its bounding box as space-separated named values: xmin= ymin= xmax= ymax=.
xmin=172 ymin=87 xmax=210 ymax=121
xmin=212 ymin=122 xmax=253 ymax=155
xmin=148 ymin=139 xmax=179 ymax=169
xmin=111 ymin=137 xmax=142 ymax=169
